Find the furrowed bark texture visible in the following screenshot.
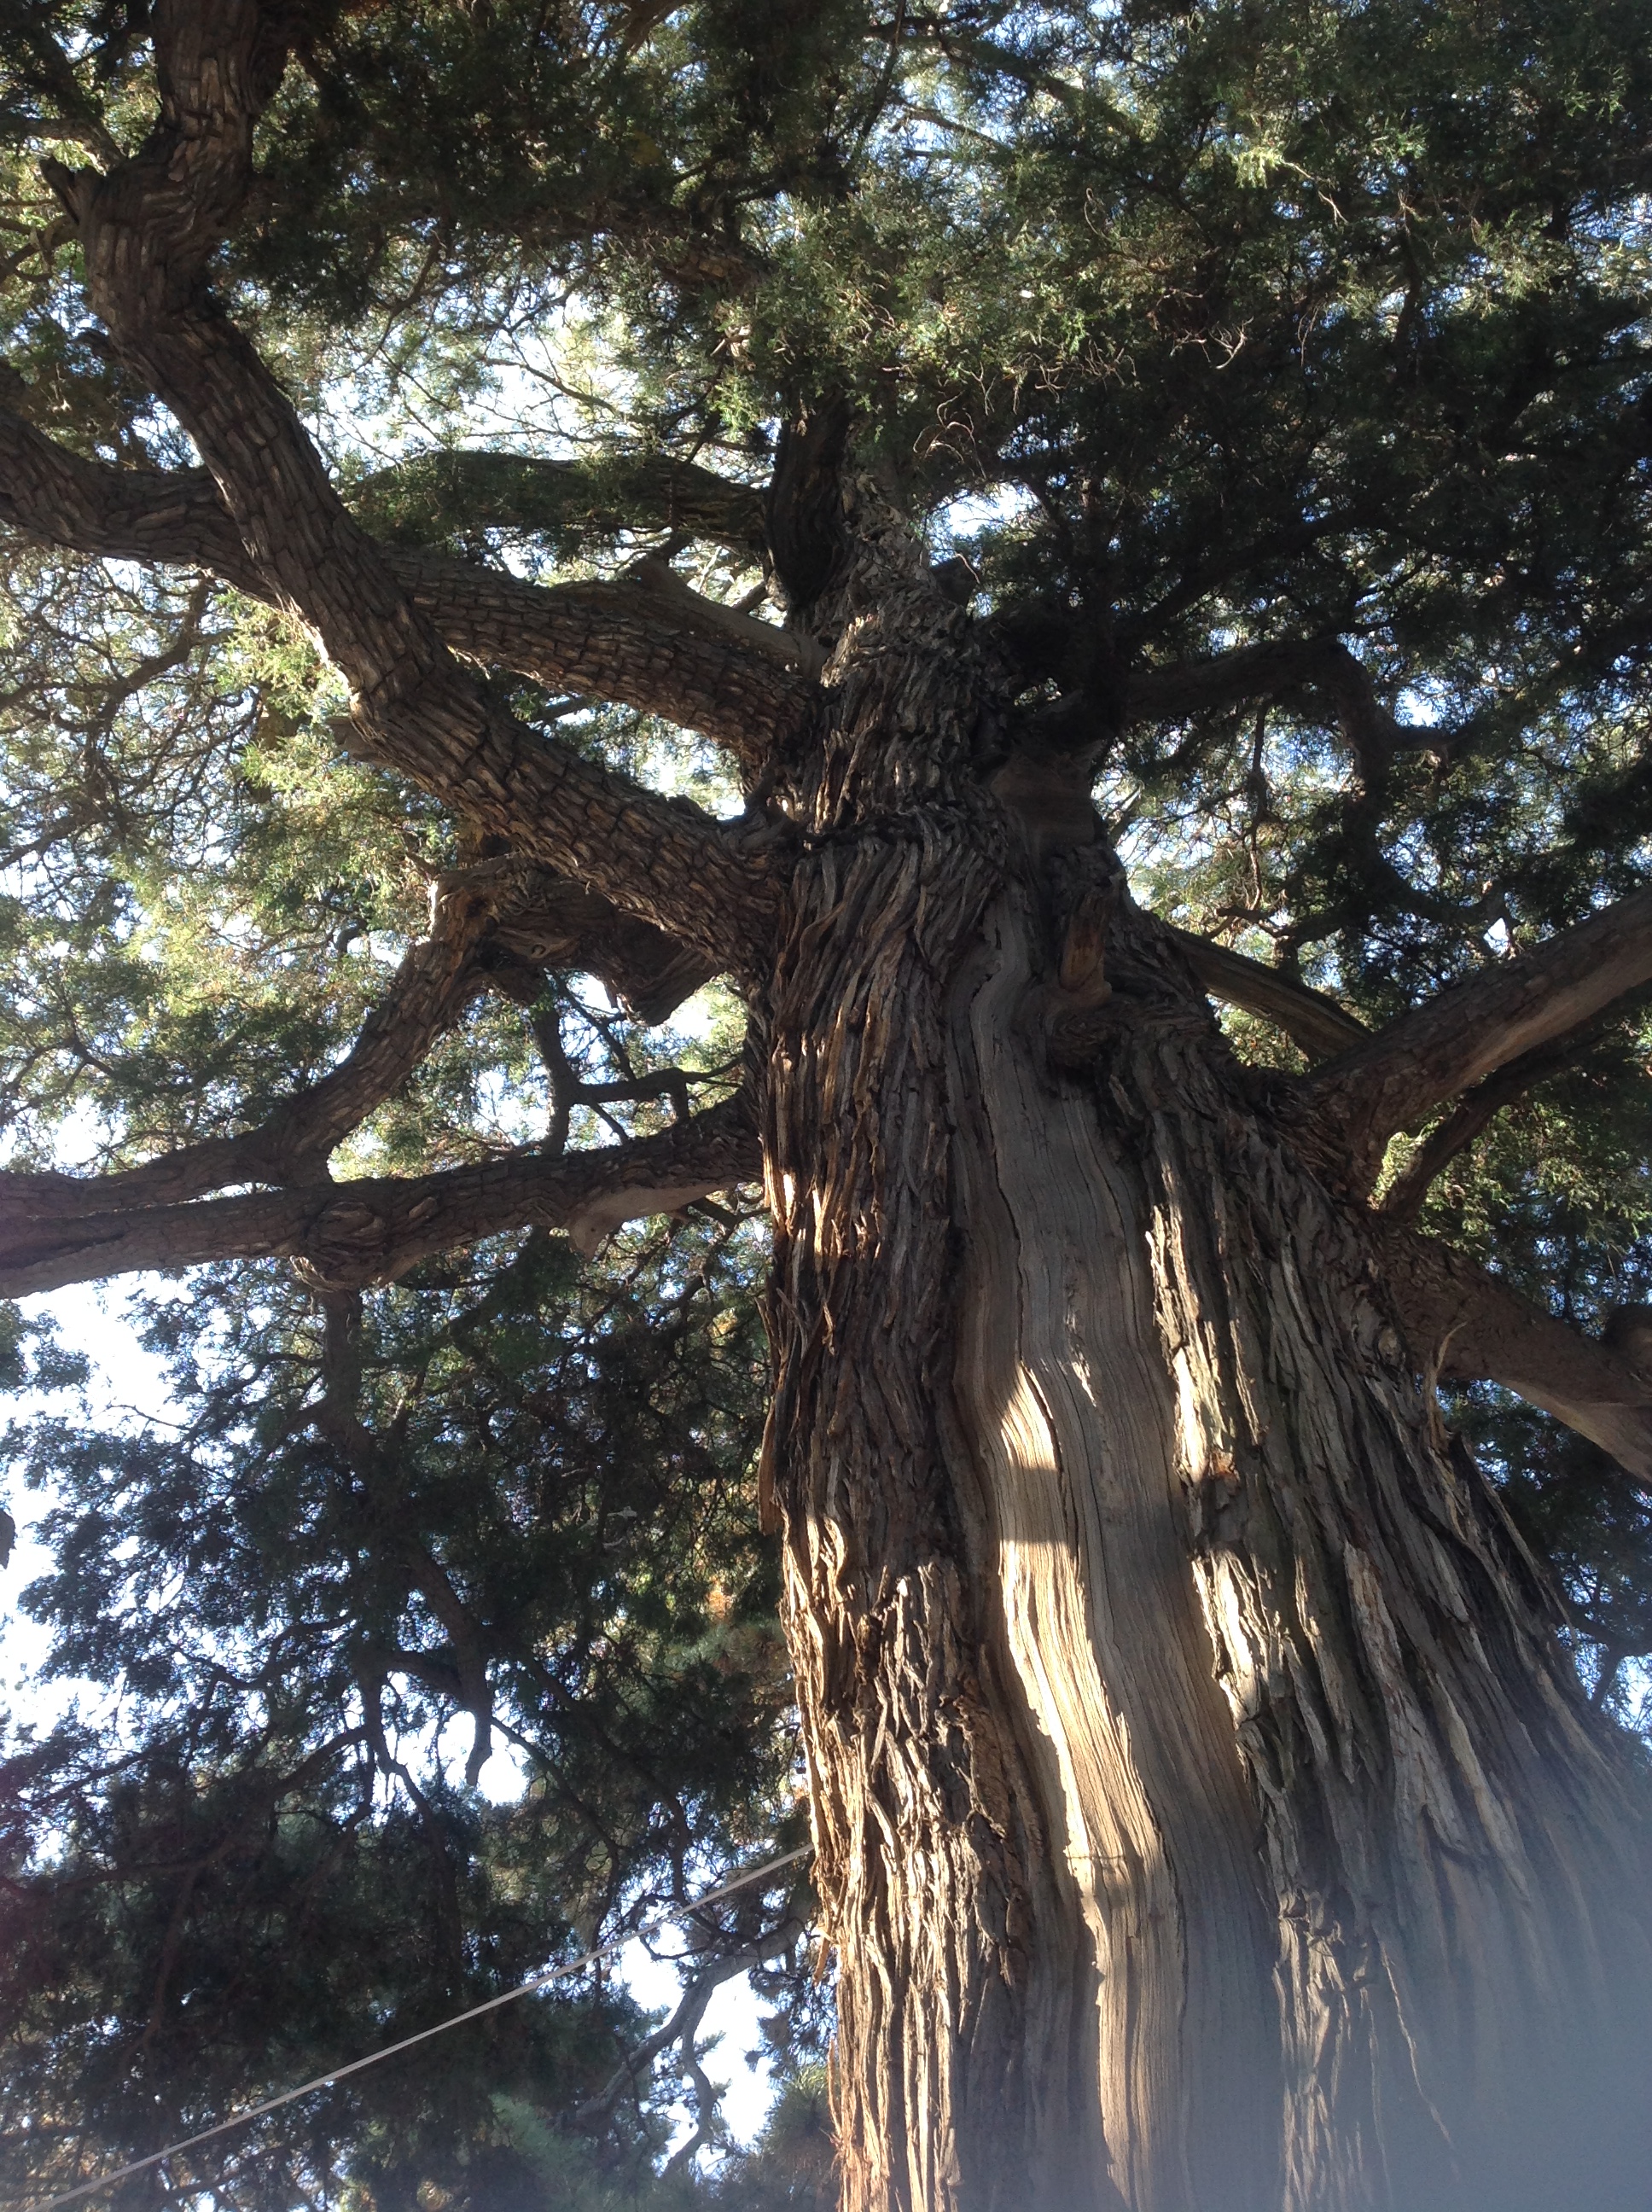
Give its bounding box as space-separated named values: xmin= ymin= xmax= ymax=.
xmin=0 ymin=1099 xmax=756 ymax=1296
xmin=1108 ymin=928 xmax=1652 ymax=2211
xmin=760 ymin=497 xmax=1652 ymax=2212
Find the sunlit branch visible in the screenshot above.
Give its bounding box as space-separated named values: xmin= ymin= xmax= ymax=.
xmin=0 ymin=405 xmax=810 ymax=770
xmin=39 ymin=6 xmax=780 ymax=964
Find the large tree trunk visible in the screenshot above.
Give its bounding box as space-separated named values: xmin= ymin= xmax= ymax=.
xmin=759 ymin=504 xmax=1652 ymax=2212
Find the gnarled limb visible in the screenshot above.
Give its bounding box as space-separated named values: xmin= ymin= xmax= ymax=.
xmin=352 ymin=448 xmax=767 ymax=557
xmin=0 ymin=1097 xmax=761 ymax=1297
xmin=1168 ymin=926 xmax=1369 ymax=1060
xmin=485 ymin=877 xmax=716 ymax=1026
xmin=42 ymin=2 xmax=779 ymax=967
xmin=1310 ymin=884 xmax=1652 ymax=1190
xmin=0 ymin=405 xmax=258 ymax=584
xmin=0 ymin=407 xmax=812 ymax=767
xmin=393 ymin=549 xmax=811 ymax=766
xmin=1126 ymin=638 xmax=1413 ymax=773
xmin=1372 ymin=1219 xmax=1652 ymax=1487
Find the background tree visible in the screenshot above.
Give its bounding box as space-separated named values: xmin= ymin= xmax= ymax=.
xmin=3 ymin=2 xmax=1652 ymax=2209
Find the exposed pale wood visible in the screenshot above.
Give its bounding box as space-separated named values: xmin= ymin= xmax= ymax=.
xmin=951 ymin=887 xmax=1278 ymax=2209
xmin=760 ymin=480 xmax=1652 ymax=2211
xmin=15 ymin=15 xmax=1652 ymax=2203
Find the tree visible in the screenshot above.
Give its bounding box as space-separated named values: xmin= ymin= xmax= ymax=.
xmin=3 ymin=0 xmax=1652 ymax=2205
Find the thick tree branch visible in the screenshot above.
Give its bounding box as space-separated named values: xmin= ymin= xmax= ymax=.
xmin=40 ymin=1 xmax=779 ymax=966
xmin=1311 ymin=884 xmax=1652 ymax=1189
xmin=1167 ymin=927 xmax=1369 ymax=1061
xmin=0 ymin=864 xmax=711 ymax=1231
xmin=485 ymin=877 xmax=717 ymax=1026
xmin=0 ymin=405 xmax=259 ymax=583
xmin=1126 ymin=636 xmax=1416 ymax=775
xmin=0 ymin=1098 xmax=761 ymax=1297
xmin=4 ymin=871 xmax=499 ymax=1225
xmin=1009 ymin=629 xmax=1416 ymax=774
xmin=1373 ymin=1220 xmax=1652 ymax=1489
xmin=352 ymin=449 xmax=767 ymax=556
xmin=393 ymin=549 xmax=811 ymax=765
xmin=1376 ymin=992 xmax=1650 ymax=1225
xmin=0 ymin=408 xmax=812 ymax=765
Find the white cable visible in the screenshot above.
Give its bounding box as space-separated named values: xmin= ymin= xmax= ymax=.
xmin=18 ymin=1846 xmax=812 ymax=2212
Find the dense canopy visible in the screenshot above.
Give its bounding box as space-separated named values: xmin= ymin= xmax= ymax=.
xmin=2 ymin=0 xmax=1651 ymax=2206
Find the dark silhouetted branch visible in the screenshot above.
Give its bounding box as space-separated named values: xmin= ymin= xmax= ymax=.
xmin=1168 ymin=928 xmax=1369 ymax=1061
xmin=352 ymin=448 xmax=767 ymax=556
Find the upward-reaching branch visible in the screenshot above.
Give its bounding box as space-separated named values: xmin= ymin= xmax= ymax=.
xmin=40 ymin=0 xmax=779 ymax=971
xmin=0 ymin=861 xmax=713 ymax=1237
xmin=393 ymin=550 xmax=811 ymax=768
xmin=1167 ymin=928 xmax=1369 ymax=1062
xmin=1309 ymin=884 xmax=1652 ymax=1190
xmin=4 ymin=870 xmax=502 ymax=1225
